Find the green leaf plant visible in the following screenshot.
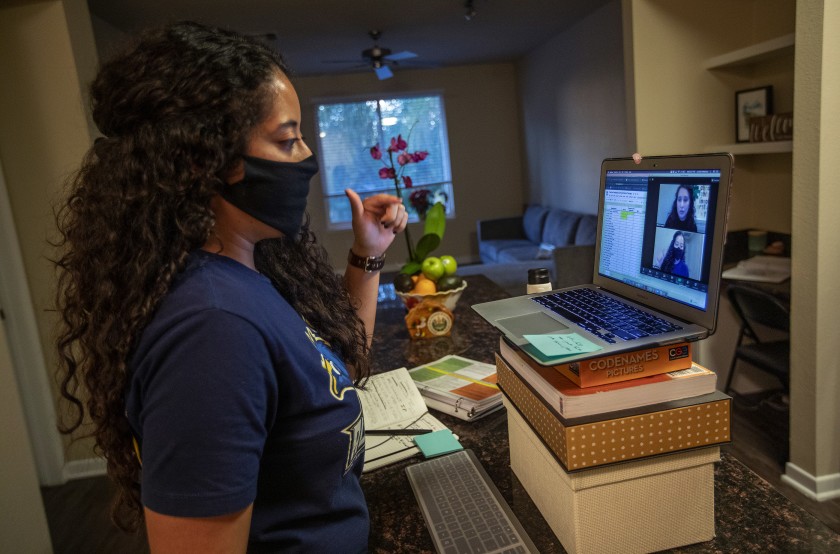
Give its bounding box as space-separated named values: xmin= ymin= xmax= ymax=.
xmin=400 ymin=202 xmax=445 ymax=275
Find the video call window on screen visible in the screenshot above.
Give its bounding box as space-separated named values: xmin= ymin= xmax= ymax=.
xmin=649 ymin=182 xmax=712 ymax=284
xmin=600 ymin=168 xmax=720 ymax=311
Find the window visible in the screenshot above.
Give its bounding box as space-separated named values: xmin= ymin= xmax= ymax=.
xmin=315 ymin=93 xmax=454 ymax=228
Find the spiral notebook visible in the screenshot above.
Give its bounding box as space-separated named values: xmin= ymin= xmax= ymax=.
xmin=408 ymin=355 xmax=503 ymax=421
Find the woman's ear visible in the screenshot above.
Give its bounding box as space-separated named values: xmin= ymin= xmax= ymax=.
xmin=224 ymin=158 xmax=246 ymax=184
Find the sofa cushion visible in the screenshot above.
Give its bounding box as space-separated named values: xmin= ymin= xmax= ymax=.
xmin=479 ymin=239 xmax=535 ymax=263
xmin=496 ymin=244 xmax=542 ymax=264
xmin=522 ymin=205 xmax=550 ymax=244
xmin=574 ymin=214 xmax=598 ymax=245
xmin=541 ymin=210 xmax=582 ymax=247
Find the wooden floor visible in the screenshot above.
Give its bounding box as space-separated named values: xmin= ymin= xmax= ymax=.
xmin=723 ymin=390 xmax=840 ymax=535
xmin=40 ymin=472 xmax=149 ymax=553
xmin=41 ymin=391 xmax=840 ymax=552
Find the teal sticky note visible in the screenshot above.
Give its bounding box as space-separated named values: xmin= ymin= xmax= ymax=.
xmin=414 ymin=430 xmax=463 ymax=458
xmin=523 ymin=333 xmax=603 ymax=358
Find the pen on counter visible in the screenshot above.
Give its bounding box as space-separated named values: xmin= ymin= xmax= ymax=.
xmin=365 ymin=428 xmax=434 ymax=436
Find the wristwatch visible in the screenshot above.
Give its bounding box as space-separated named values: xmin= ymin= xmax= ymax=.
xmin=347 ymin=249 xmax=386 ymax=272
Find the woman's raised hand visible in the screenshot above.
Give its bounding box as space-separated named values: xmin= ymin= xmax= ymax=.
xmin=344 ymin=189 xmax=408 ymax=257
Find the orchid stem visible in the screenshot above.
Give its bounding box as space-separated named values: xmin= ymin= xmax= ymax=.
xmin=387 ymin=148 xmax=416 ymax=262
xmin=394 ymin=177 xmax=415 ymax=261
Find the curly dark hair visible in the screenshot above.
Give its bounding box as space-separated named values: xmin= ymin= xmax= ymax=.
xmin=664 ymin=184 xmax=697 ymax=232
xmin=254 ymin=228 xmax=371 ymax=380
xmin=54 ymin=21 xmax=369 ymax=532
xmin=659 ymin=231 xmax=686 ymax=274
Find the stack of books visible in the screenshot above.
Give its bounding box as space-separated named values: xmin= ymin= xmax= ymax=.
xmin=497 ymin=336 xmax=731 ymax=553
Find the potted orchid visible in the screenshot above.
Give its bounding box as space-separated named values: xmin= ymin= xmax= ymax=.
xmin=369 ymin=133 xmax=446 ymax=276
xmin=370 ymin=133 xmax=466 ymax=322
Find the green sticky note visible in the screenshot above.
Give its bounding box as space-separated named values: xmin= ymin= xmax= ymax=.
xmin=413 ymin=430 xmax=463 ymax=458
xmin=523 ymin=333 xmax=603 ymax=358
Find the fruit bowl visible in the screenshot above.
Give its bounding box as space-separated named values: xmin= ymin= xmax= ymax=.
xmin=396 ymin=280 xmax=468 ymax=311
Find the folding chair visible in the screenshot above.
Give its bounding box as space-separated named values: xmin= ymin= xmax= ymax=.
xmin=724 ymin=284 xmax=790 ymax=395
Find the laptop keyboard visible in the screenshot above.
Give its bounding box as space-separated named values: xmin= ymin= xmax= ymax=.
xmin=405 ymin=450 xmax=537 ymax=554
xmin=532 ymin=288 xmax=682 ymax=344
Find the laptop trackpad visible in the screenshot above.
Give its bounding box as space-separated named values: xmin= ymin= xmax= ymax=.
xmin=497 ymin=312 xmax=569 ymax=338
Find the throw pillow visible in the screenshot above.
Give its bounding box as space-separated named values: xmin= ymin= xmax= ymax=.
xmin=535 ymin=242 xmax=555 ymax=260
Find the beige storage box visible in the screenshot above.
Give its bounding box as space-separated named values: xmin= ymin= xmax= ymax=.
xmin=506 ymin=397 xmax=718 ymax=554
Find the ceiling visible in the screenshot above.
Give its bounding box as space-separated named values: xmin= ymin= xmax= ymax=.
xmin=87 ymin=0 xmax=611 ymax=78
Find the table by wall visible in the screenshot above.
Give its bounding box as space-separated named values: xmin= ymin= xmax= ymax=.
xmin=363 ymin=274 xmax=839 ymax=553
xmin=696 ymin=230 xmax=791 ymax=393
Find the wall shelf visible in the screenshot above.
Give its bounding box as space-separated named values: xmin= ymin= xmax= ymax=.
xmin=704 ymin=141 xmax=792 ymax=155
xmin=704 ymin=33 xmax=795 ymax=70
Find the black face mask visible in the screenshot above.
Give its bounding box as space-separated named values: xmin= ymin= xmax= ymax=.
xmin=220 ymin=154 xmax=319 ymax=238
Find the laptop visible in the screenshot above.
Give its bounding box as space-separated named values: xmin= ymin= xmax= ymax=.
xmin=473 ymin=153 xmax=734 ymax=365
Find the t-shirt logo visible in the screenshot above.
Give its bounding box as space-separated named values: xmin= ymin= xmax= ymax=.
xmin=343 ymin=410 xmax=365 ymax=473
xmin=305 ymin=325 xmax=364 ymax=472
xmin=306 ymin=326 xmax=354 ymax=401
xmin=320 ymin=353 xmax=353 ymax=401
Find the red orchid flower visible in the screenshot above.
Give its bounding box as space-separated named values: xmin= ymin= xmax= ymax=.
xmin=378 ymin=167 xmax=396 ymax=180
xmin=370 ymin=144 xmax=382 ymax=160
xmin=387 ymin=134 xmax=408 ymax=153
xmin=409 ymin=189 xmax=432 ymax=218
xmin=367 ymin=130 xmax=433 ymax=263
xmin=397 ymin=152 xmax=412 ymax=166
xmin=411 ymin=150 xmax=429 ymax=163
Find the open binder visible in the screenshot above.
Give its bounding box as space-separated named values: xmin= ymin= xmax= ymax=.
xmin=408 ymin=355 xmax=504 ymax=421
xmin=357 ymin=367 xmax=450 ymax=472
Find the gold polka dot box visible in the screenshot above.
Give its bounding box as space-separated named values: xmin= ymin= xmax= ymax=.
xmin=496 ymin=355 xmax=731 ymax=472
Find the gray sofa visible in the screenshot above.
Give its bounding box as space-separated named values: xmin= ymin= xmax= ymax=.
xmin=459 ymin=206 xmax=597 ymax=297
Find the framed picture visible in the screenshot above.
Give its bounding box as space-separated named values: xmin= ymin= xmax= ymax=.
xmin=735 ymin=86 xmax=773 ymax=142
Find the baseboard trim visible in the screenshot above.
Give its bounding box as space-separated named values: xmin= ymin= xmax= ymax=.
xmin=782 ymin=462 xmax=840 ymax=501
xmin=63 ymin=457 xmax=107 ymax=481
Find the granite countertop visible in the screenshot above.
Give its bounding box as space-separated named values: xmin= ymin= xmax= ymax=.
xmin=364 ymin=275 xmax=840 ymax=553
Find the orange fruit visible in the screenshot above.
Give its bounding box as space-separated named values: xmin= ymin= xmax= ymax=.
xmin=411 ymin=274 xmax=420 ymax=283
xmin=412 ymin=279 xmax=437 ymax=295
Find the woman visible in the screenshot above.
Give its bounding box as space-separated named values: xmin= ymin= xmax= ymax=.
xmin=658 ymin=231 xmax=690 ymax=278
xmin=664 ymin=184 xmax=698 ymax=232
xmin=54 ymin=22 xmax=406 ymax=552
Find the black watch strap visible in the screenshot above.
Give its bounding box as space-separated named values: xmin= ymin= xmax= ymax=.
xmin=347 ymin=249 xmax=386 ymax=272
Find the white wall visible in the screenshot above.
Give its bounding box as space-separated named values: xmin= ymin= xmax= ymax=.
xmin=0 ymin=0 xmax=99 ymax=472
xmin=0 ymin=321 xmax=53 ymax=553
xmin=517 ymin=0 xmax=630 ymax=213
xmin=628 ymin=0 xmax=795 ymax=233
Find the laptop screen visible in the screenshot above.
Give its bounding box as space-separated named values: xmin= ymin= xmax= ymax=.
xmin=597 ymin=168 xmax=722 ymax=311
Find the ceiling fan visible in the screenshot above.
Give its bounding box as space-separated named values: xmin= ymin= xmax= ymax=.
xmin=324 ymin=30 xmax=419 ymax=80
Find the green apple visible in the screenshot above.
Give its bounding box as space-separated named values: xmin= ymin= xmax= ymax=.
xmin=439 ymin=255 xmax=458 ymax=276
xmin=421 ymin=256 xmax=445 ymax=282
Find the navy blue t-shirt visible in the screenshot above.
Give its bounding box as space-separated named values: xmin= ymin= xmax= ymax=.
xmin=126 ymin=249 xmax=368 ymax=552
